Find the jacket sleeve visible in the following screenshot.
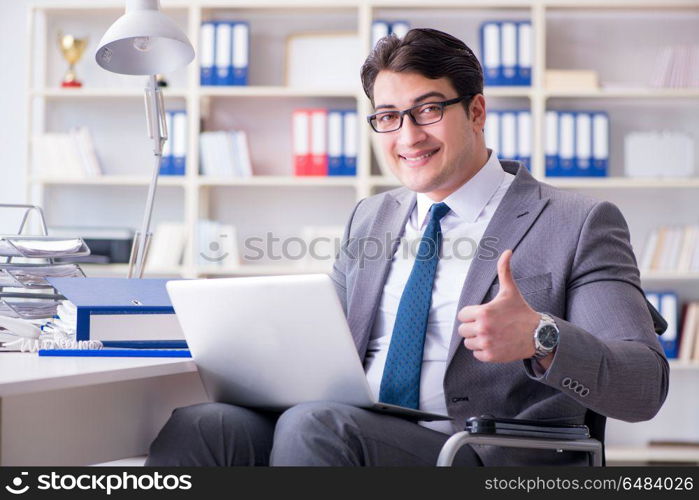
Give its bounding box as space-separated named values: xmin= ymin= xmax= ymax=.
xmin=329 ymin=199 xmax=363 ymax=316
xmin=524 ymin=200 xmax=669 ymax=422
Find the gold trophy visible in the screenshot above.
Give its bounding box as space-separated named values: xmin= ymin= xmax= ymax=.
xmin=57 ymin=32 xmax=88 ymax=87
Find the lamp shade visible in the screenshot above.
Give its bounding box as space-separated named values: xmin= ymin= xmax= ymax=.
xmin=95 ymin=0 xmax=194 ymax=75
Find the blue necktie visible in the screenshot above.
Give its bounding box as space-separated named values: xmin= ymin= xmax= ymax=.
xmin=379 ymin=202 xmax=451 ymax=409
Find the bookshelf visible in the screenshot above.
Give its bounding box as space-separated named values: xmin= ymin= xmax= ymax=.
xmin=25 ymin=0 xmax=699 ymax=464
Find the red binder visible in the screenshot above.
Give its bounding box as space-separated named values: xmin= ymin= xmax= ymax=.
xmin=292 ymin=109 xmax=311 ymax=176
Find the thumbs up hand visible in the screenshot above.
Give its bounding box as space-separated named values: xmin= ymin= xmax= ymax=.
xmin=456 ymin=249 xmax=541 ymax=363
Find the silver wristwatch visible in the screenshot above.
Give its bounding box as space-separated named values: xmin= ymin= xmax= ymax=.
xmin=532 ymin=313 xmax=559 ymax=359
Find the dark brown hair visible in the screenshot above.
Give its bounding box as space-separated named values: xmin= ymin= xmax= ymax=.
xmin=360 ymin=28 xmax=483 ymax=114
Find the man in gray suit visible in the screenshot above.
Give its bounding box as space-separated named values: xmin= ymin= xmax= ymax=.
xmin=147 ymin=28 xmax=668 ymax=466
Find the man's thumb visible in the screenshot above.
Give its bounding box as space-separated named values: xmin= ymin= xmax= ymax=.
xmin=496 ymin=249 xmax=517 ymax=297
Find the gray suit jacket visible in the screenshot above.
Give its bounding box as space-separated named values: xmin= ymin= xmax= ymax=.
xmin=329 ymin=160 xmax=669 ymax=466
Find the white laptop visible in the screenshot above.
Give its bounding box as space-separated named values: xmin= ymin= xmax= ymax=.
xmin=166 ymin=274 xmax=451 ymax=422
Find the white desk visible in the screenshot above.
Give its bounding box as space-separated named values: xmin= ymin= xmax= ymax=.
xmin=0 ymin=352 xmax=208 ymax=466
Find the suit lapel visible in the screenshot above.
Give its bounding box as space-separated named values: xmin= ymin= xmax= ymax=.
xmin=348 ymin=189 xmax=415 ymax=359
xmin=446 ymin=165 xmax=550 ymax=367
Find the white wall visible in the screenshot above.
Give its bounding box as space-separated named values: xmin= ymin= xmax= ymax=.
xmin=0 ymin=0 xmax=29 ymax=232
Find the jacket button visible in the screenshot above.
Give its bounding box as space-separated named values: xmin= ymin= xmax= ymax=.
xmin=562 ymin=377 xmax=572 ymax=388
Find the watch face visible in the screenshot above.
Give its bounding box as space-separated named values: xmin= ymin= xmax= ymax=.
xmin=537 ymin=325 xmax=559 ymax=349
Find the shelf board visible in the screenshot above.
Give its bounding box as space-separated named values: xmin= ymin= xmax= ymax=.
xmin=31 ymin=2 xmax=190 ymax=12
xmin=197 ymin=176 xmax=358 ymax=187
xmin=606 ymin=445 xmax=699 ymax=464
xmin=545 ymin=88 xmax=699 ymax=99
xmin=544 ymin=0 xmax=699 ymax=10
xmin=30 ymin=176 xmax=187 ymax=187
xmin=199 ymin=86 xmax=360 ymax=98
xmin=199 ymin=0 xmax=360 ymax=9
xmin=641 ymin=272 xmax=699 ymax=281
xmin=483 ymin=87 xmax=533 ymax=98
xmin=370 ymin=0 xmax=535 ymax=8
xmin=668 ymin=360 xmax=699 ymax=370
xmin=33 ymin=88 xmax=188 ymax=99
xmin=545 ymin=177 xmax=699 ymax=189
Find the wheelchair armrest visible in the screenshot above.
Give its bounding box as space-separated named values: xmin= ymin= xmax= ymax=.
xmin=436 ymin=416 xmax=603 ymax=467
xmin=465 ymin=416 xmax=591 ymax=440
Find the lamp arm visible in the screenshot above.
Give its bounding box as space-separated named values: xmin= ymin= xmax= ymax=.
xmin=128 ymin=74 xmax=167 ymax=278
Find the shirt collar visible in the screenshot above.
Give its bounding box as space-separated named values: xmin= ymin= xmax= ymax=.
xmin=416 ymin=152 xmax=506 ymax=226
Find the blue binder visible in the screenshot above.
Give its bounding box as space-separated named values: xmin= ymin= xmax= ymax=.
xmin=591 ymin=112 xmax=609 ymax=177
xmin=500 ymin=22 xmax=518 ymax=86
xmin=545 ymin=111 xmax=559 ymax=176
xmin=372 ymin=20 xmax=390 ymax=48
xmin=557 ymin=112 xmax=576 ymax=176
xmin=480 ymin=22 xmax=502 ymax=86
xmin=214 ymin=21 xmax=234 ymax=85
xmin=327 ymin=109 xmax=344 ymax=176
xmin=574 ymin=112 xmax=593 ymax=177
xmin=647 ymin=291 xmax=679 ymax=359
xmin=517 ymin=110 xmax=531 ymax=171
xmin=389 ymin=20 xmax=410 ymax=38
xmin=231 ymin=22 xmax=249 ymax=86
xmin=46 ymin=277 xmax=186 ymax=344
xmin=516 ymin=21 xmax=532 ymax=86
xmin=171 ymin=110 xmax=187 ymax=176
xmin=342 ymin=110 xmax=358 ymax=176
xmin=200 ymin=21 xmax=216 ymax=86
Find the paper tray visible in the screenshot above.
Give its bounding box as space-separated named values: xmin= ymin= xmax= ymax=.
xmin=0 ymin=236 xmax=91 ymax=258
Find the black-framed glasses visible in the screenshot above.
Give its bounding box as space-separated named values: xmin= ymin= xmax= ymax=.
xmin=367 ymin=94 xmax=476 ymax=133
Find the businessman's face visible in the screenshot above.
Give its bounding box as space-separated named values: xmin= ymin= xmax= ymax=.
xmin=372 ymin=71 xmax=487 ymax=201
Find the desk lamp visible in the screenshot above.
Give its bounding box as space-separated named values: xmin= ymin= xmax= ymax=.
xmin=95 ymin=0 xmax=194 ymax=278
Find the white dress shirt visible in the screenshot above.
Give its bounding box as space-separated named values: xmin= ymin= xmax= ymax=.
xmin=364 ymin=154 xmax=515 ymax=434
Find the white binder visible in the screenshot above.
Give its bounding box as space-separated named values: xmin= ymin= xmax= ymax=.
xmin=558 ymin=112 xmax=576 ymax=175
xmin=575 ymin=113 xmax=592 ymax=175
xmin=501 ymin=22 xmax=517 ymax=83
xmin=485 ymin=111 xmax=500 ymax=155
xmin=500 ymin=111 xmax=517 ymax=161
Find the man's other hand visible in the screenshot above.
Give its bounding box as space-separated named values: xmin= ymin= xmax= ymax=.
xmin=456 ymin=249 xmax=541 ymax=363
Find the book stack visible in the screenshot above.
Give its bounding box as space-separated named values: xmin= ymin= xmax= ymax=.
xmin=199 ymin=130 xmax=253 ymax=178
xmin=640 ymin=226 xmax=699 ymax=274
xmin=480 ymin=21 xmax=532 ymax=86
xmin=32 ymin=126 xmax=102 ymax=178
xmin=145 ymin=222 xmax=187 ymax=272
xmin=200 ymin=21 xmax=249 ymax=86
xmin=545 ymin=111 xmax=609 ymax=177
xmin=624 ymin=131 xmax=694 ymax=178
xmin=545 ymin=69 xmax=599 ymax=91
xmin=647 ymin=292 xmax=699 ymax=362
xmin=650 ymin=45 xmax=699 ymax=88
xmin=160 ymin=110 xmax=187 ymax=176
xmin=371 ymin=20 xmax=410 ymax=47
xmin=484 ymin=110 xmax=531 ymax=170
xmin=677 ymin=301 xmax=699 ymax=363
xmin=197 ymin=219 xmax=239 ymax=270
xmin=292 ymin=109 xmax=358 ymax=176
